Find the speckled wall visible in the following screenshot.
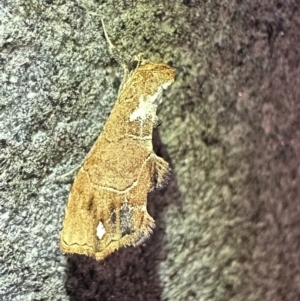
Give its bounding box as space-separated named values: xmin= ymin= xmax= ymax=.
xmin=1 ymin=0 xmax=300 ymax=300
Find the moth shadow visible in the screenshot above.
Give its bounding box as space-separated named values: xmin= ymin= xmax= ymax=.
xmin=64 ymin=129 xmax=181 ymax=301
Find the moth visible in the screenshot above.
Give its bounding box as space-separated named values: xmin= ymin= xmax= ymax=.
xmin=60 ymin=19 xmax=175 ymax=261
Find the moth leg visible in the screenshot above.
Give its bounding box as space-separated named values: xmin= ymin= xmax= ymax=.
xmin=154 ymin=117 xmax=162 ymax=128
xmin=133 ymin=53 xmax=148 ymax=68
xmin=53 ymin=164 xmax=82 ymax=184
xmin=152 ymin=154 xmax=170 ymax=189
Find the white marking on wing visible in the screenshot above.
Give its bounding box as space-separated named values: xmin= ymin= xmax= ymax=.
xmin=129 ymin=95 xmax=155 ymax=121
xmin=96 ymin=222 xmax=106 ymax=239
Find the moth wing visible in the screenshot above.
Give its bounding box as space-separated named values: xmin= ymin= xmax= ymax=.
xmin=60 ymin=168 xmax=97 ymax=257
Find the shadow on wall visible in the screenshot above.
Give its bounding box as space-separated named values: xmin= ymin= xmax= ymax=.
xmin=64 ymin=129 xmax=182 ymax=301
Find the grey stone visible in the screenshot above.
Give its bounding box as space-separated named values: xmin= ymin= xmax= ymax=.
xmin=1 ymin=0 xmax=300 ymax=300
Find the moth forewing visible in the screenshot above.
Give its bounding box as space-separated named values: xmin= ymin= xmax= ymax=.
xmin=60 ymin=21 xmax=175 ymax=261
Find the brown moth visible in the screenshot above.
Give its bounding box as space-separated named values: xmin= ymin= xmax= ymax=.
xmin=60 ymin=19 xmax=175 ymax=261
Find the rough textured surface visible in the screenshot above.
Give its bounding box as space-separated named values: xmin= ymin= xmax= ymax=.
xmin=1 ymin=0 xmax=300 ymax=300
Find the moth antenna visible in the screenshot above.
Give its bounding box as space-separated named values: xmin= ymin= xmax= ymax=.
xmin=100 ymin=17 xmax=115 ymax=54
xmin=100 ymin=17 xmax=129 ymax=81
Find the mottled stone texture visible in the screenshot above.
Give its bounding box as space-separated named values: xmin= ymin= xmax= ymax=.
xmin=1 ymin=0 xmax=300 ymax=300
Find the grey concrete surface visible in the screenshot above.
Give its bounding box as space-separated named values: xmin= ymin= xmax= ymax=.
xmin=1 ymin=0 xmax=300 ymax=300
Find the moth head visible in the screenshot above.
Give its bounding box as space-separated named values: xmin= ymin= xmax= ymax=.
xmin=139 ymin=62 xmax=175 ymax=105
xmin=129 ymin=62 xmax=175 ymax=122
xmin=140 ymin=61 xmax=175 ymax=90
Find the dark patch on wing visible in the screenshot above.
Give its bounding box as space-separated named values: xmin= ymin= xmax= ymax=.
xmin=110 ymin=211 xmax=116 ymax=224
xmin=120 ymin=204 xmax=134 ymax=236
